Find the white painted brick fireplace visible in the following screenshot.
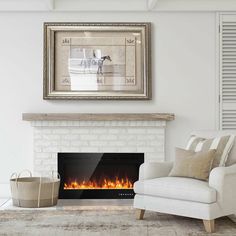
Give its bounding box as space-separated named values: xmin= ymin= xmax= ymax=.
xmin=31 ymin=120 xmax=167 ymax=176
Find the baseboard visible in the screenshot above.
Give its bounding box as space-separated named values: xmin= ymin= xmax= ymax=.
xmin=0 ymin=183 xmax=11 ymax=198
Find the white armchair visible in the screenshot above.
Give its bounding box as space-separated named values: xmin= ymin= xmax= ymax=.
xmin=133 ymin=130 xmax=236 ymax=233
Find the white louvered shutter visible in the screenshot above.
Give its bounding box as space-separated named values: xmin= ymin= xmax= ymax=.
xmin=220 ymin=14 xmax=236 ymax=130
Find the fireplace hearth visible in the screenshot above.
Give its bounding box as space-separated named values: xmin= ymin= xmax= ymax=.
xmin=58 ymin=153 xmax=144 ymax=199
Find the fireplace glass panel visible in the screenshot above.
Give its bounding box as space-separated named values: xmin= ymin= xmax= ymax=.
xmin=58 ymin=153 xmax=144 ymax=199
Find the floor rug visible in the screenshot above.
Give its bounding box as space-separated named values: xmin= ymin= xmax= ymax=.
xmin=0 ymin=210 xmax=236 ymax=236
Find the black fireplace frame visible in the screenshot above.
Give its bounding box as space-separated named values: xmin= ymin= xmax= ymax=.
xmin=58 ymin=153 xmax=144 ymax=199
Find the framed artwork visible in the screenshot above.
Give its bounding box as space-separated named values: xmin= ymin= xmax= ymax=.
xmin=43 ymin=22 xmax=151 ymax=100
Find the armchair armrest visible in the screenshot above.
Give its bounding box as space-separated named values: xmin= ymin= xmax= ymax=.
xmin=209 ymin=164 xmax=236 ymax=211
xmin=139 ymin=162 xmax=173 ymax=180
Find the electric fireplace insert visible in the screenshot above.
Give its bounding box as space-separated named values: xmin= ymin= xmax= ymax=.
xmin=58 ymin=153 xmax=144 ymax=199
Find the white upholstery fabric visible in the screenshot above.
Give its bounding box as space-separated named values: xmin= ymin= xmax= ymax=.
xmin=134 ymin=177 xmax=216 ymax=204
xmin=134 ymin=194 xmax=222 ymax=220
xmin=191 ymin=130 xmax=236 ymax=166
xmin=209 ymin=163 xmax=236 ymax=214
xmin=139 ymin=162 xmax=173 ymax=180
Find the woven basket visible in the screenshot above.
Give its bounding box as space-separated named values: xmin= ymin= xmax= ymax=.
xmin=10 ymin=170 xmax=60 ymax=208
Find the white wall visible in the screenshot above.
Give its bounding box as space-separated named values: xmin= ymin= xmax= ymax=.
xmin=0 ymin=11 xmax=217 ymax=197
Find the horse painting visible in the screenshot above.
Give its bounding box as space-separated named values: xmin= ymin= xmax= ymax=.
xmin=96 ymin=55 xmax=112 ymax=75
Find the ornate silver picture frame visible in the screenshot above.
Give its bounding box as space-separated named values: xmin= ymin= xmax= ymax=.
xmin=43 ymin=22 xmax=151 ymax=100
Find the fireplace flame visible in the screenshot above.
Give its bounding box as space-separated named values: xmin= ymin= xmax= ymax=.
xmin=64 ymin=177 xmax=133 ymax=190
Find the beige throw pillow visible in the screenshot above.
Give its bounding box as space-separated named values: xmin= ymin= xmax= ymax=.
xmin=169 ymin=148 xmax=216 ymax=181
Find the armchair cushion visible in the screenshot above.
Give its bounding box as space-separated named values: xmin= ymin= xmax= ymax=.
xmin=134 ymin=177 xmax=216 ymax=204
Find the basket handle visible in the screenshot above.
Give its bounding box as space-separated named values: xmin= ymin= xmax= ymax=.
xmin=10 ymin=172 xmax=17 ymax=180
xmin=10 ymin=172 xmax=19 ymax=206
xmin=18 ymin=170 xmax=32 ymax=179
xmin=11 ymin=170 xmax=31 ymax=207
xmin=52 ymin=171 xmax=60 ymax=180
xmin=15 ymin=170 xmax=32 ymax=191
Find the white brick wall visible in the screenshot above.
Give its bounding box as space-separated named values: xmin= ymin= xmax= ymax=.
xmin=32 ymin=121 xmax=166 ymax=176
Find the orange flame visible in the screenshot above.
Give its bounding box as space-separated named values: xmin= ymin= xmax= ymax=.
xmin=64 ymin=176 xmax=133 ymax=190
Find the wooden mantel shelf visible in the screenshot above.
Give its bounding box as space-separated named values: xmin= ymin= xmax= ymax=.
xmin=22 ymin=113 xmax=175 ymax=121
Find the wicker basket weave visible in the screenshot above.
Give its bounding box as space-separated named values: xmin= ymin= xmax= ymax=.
xmin=10 ymin=170 xmax=60 ymax=208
